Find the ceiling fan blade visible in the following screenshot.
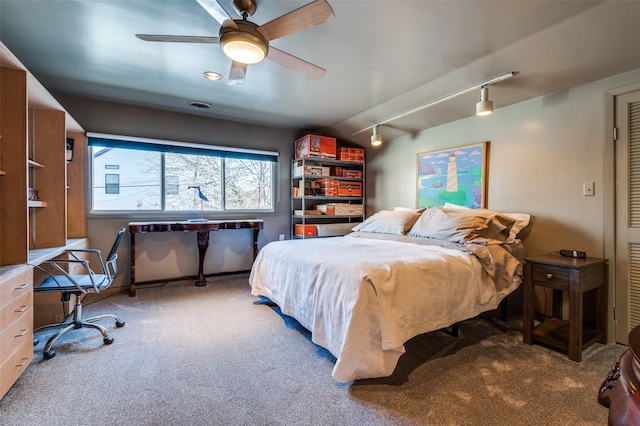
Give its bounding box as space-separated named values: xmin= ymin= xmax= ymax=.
xmin=136 ymin=34 xmax=220 ymax=43
xmin=195 ymin=0 xmax=238 ymax=29
xmin=266 ymin=47 xmax=325 ymax=81
xmin=228 ymin=61 xmax=247 ymax=85
xmin=257 ymin=0 xmax=335 ymax=41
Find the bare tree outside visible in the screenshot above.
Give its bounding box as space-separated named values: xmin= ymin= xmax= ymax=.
xmin=225 ymin=158 xmax=272 ymax=210
xmin=92 ymin=146 xmax=273 ymax=212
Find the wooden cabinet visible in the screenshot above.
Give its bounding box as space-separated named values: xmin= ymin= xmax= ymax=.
xmin=523 ymin=253 xmax=607 ymax=361
xmin=0 ymin=266 xmax=34 ymax=399
xmin=0 ymin=42 xmax=86 ymax=265
xmin=0 ymin=41 xmax=87 ymax=398
xmin=291 ymin=157 xmax=365 ymax=238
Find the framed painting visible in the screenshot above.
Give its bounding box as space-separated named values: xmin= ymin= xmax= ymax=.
xmin=416 ymin=141 xmax=489 ymax=209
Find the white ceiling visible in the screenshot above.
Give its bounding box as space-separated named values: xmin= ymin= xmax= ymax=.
xmin=1 ymin=0 xmax=640 ymax=146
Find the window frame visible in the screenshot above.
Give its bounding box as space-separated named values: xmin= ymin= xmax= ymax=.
xmin=87 ymin=133 xmax=279 ymax=219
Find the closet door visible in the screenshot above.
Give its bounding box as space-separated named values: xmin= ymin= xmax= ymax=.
xmin=615 ymin=89 xmax=640 ymax=344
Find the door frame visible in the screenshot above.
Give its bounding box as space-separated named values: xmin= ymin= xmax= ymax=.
xmin=604 ymin=81 xmax=640 ymax=343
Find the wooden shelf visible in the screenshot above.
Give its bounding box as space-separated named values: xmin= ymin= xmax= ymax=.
xmin=532 ymin=317 xmax=603 ymax=353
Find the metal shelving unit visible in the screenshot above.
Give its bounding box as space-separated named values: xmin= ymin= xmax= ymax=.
xmin=291 ymin=157 xmax=365 ymax=239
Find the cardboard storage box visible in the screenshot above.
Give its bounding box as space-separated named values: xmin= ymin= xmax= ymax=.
xmin=315 ymin=204 xmax=335 ymax=215
xmin=295 ymin=134 xmax=337 ymax=159
xmin=318 ymin=203 xmax=363 ymax=216
xmin=337 ymin=148 xmax=365 ymax=162
xmin=295 ymin=224 xmax=317 ymax=237
xmin=293 ymin=161 xmax=330 ymax=177
xmin=342 ymin=170 xmax=362 ymax=178
xmin=318 ymin=178 xmax=337 ymax=196
xmin=337 ymin=181 xmax=362 ymax=197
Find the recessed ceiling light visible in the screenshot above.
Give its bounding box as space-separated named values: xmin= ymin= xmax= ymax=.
xmin=203 ymin=71 xmax=223 ymax=81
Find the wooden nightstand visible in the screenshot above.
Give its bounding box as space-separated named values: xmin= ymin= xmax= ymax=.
xmin=522 ymin=253 xmax=607 ymax=361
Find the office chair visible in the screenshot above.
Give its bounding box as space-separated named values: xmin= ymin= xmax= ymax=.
xmin=34 ymin=228 xmax=126 ymax=359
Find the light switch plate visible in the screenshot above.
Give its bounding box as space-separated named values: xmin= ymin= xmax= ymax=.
xmin=583 ymin=182 xmax=595 ymax=196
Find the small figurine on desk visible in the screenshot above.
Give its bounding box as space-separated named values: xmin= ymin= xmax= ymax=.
xmin=188 ymin=186 xmax=209 ymax=222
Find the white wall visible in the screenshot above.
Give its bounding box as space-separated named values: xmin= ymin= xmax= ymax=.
xmin=366 ymin=67 xmax=640 ymax=340
xmin=56 ymin=95 xmax=298 ymax=290
xmin=367 ymin=67 xmax=640 ymax=260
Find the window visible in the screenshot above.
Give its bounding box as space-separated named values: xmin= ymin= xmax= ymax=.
xmin=88 ymin=133 xmax=278 ymax=214
xmin=104 ymin=174 xmax=120 ymax=194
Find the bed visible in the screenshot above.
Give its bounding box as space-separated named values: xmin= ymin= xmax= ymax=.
xmin=249 ymin=207 xmax=530 ymax=382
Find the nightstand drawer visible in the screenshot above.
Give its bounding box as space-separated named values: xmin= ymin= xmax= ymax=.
xmin=531 ymin=264 xmax=570 ymax=289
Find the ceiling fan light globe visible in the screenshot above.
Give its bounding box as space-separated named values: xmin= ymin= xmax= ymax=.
xmin=220 ymin=22 xmax=268 ymax=65
xmin=223 ymin=39 xmax=266 ymax=64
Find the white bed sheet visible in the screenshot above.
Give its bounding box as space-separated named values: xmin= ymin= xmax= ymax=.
xmin=249 ymin=232 xmax=523 ymax=382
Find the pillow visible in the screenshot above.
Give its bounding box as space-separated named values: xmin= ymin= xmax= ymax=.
xmin=352 ymin=210 xmax=422 ymax=235
xmin=443 ymin=203 xmax=530 ymax=241
xmin=502 ymin=212 xmax=530 ymax=241
xmin=408 ymin=207 xmax=515 ymax=244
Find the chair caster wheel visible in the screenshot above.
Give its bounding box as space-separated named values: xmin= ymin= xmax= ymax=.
xmin=116 ymin=321 xmax=125 ymax=327
xmin=43 ymin=350 xmax=56 ymax=360
xmin=104 ymin=337 xmax=114 ymax=345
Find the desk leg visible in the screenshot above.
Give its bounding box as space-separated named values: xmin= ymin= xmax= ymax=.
xmin=130 ymin=233 xmax=136 ymax=297
xmin=253 ymin=228 xmax=260 ymax=259
xmin=195 ymin=231 xmax=209 ymax=286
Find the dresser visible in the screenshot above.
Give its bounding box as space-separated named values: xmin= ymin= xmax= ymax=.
xmin=0 ymin=265 xmax=34 ymax=399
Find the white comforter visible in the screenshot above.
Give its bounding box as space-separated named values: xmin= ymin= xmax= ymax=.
xmin=249 ymin=232 xmax=524 ymax=382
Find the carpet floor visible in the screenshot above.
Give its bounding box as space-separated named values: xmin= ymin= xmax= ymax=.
xmin=0 ymin=276 xmax=625 ymax=425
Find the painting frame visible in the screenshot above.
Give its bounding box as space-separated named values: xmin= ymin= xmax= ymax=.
xmin=416 ymin=141 xmax=489 ymax=209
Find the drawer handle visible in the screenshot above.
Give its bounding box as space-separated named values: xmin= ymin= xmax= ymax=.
xmin=15 ymin=328 xmax=29 ymax=337
xmin=16 ymin=358 xmax=30 ymax=367
xmin=15 ymin=283 xmax=29 ymax=290
xmin=15 ymin=305 xmax=29 ymax=313
xmin=546 ymin=273 xmax=554 ymax=279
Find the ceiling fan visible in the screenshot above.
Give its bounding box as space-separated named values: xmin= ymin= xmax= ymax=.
xmin=136 ymin=0 xmax=335 ymax=85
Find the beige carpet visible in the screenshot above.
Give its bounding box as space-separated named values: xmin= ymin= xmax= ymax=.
xmin=0 ymin=277 xmax=625 ymax=425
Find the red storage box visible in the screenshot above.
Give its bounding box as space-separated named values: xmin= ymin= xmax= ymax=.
xmin=342 ymin=170 xmax=362 ymax=178
xmin=336 ymin=147 xmax=351 ymax=161
xmin=337 ymin=182 xmax=362 ymax=196
xmin=295 ymin=224 xmax=317 ymax=237
xmin=295 ymin=134 xmax=337 ymax=159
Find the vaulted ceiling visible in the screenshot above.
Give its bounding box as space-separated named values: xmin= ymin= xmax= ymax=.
xmin=1 ymin=0 xmax=640 ymax=146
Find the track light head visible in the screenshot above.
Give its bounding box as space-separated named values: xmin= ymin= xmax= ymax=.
xmin=476 ymin=86 xmax=493 ymax=116
xmin=371 ymin=126 xmax=382 ymax=146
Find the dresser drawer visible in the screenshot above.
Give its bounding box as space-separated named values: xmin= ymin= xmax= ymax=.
xmin=0 ymin=337 xmax=33 ymax=399
xmin=0 ymin=269 xmax=32 ymax=310
xmin=0 ymin=307 xmax=33 ymax=361
xmin=0 ymin=288 xmax=32 ymax=331
xmin=531 ymin=264 xmax=570 ymax=289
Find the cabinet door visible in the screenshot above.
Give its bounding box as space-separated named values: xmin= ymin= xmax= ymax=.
xmin=0 ymin=67 xmax=29 ymax=265
xmin=29 ymin=108 xmax=67 ymax=249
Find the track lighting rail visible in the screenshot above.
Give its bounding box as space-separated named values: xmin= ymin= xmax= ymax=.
xmin=352 ymin=71 xmax=516 ymax=136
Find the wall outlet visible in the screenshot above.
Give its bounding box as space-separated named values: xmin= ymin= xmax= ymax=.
xmin=583 ymin=182 xmax=594 ymax=196
xmin=279 ymin=234 xmax=285 ymax=241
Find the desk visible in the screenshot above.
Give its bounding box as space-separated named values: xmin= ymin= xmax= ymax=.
xmin=128 ymin=219 xmax=263 ymax=296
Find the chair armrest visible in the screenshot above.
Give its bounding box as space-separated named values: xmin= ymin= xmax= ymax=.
xmin=41 ymin=259 xmax=93 ymax=293
xmin=65 ymin=249 xmax=108 ymax=275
